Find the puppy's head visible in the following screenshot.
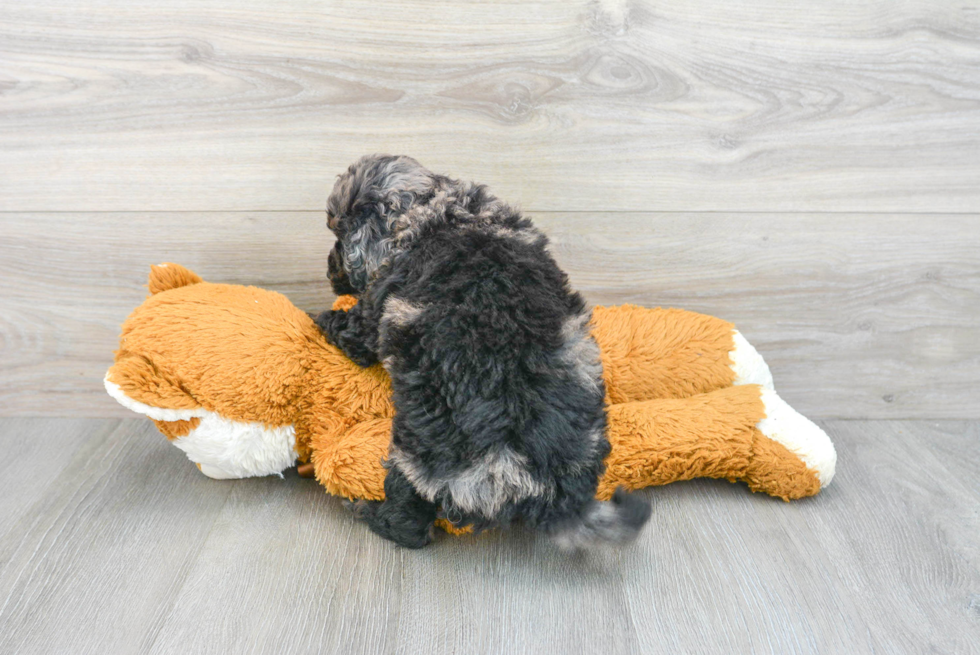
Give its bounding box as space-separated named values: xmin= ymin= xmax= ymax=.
xmin=326 ymin=154 xmax=435 ymax=293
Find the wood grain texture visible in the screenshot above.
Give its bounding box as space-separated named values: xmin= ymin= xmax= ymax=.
xmin=0 ymin=418 xmax=94 ymax=542
xmin=1 ymin=212 xmax=977 ymax=419
xmin=0 ymin=418 xmax=977 ymax=654
xmin=0 ymin=419 xmax=235 ymax=655
xmin=1 ymin=0 xmax=979 ymax=212
xmin=0 ymin=213 xmax=333 ymax=419
xmin=617 ymin=419 xmax=980 ymax=654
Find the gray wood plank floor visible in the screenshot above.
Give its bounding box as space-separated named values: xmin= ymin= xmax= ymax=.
xmin=1 ymin=418 xmax=977 ymax=655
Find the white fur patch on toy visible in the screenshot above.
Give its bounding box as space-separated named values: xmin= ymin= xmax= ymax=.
xmin=757 ymin=387 xmax=836 ymax=487
xmin=730 ymin=330 xmax=774 ymax=390
xmin=105 ymin=374 xmax=297 ymax=479
xmin=172 ymin=413 xmax=298 ymax=480
xmin=104 ymin=376 xmax=207 ymax=421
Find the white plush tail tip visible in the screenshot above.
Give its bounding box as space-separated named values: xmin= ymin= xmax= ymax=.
xmin=758 ymin=388 xmax=837 ymax=487
xmin=730 ymin=330 xmax=775 ymax=389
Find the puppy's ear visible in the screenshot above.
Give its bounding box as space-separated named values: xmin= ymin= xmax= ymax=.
xmin=326 ymin=240 xmax=359 ymax=296
xmin=340 ymin=219 xmax=392 ymax=292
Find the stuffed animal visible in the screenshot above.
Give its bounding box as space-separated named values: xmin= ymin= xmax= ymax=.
xmin=105 ymin=264 xmax=836 ymax=522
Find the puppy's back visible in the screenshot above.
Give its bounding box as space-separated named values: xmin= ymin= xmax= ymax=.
xmin=382 ymin=224 xmax=650 ymax=546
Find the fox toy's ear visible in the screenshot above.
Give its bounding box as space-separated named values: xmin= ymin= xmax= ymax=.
xmin=147 ymin=263 xmax=203 ymax=295
xmin=104 ymin=353 xmax=205 ymax=422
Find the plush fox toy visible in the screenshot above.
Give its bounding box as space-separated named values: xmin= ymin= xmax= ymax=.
xmin=105 ymin=264 xmax=835 ymax=517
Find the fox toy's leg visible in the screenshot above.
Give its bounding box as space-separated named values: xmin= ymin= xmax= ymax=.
xmin=598 ymin=384 xmax=835 ymax=501
xmin=306 ymin=416 xmax=390 ymax=501
xmin=309 ymin=385 xmax=836 ymax=510
xmin=590 ymin=304 xmax=773 ymax=404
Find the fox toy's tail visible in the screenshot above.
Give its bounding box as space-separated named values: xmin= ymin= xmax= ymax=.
xmin=548 ymin=488 xmax=651 ymax=550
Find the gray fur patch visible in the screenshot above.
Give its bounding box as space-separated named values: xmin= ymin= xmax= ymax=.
xmin=381 ymin=296 xmax=424 ymax=329
xmin=447 ymin=448 xmax=551 ymax=516
xmin=392 ymin=181 xmax=512 ymax=247
xmin=387 ymin=445 xmax=434 ymax=496
xmin=377 ymin=157 xmax=435 ymax=219
xmin=390 ymin=446 xmax=552 ymax=518
xmin=490 ymin=225 xmax=546 ymax=246
xmin=342 ymin=222 xmax=393 ymax=289
xmin=392 ymin=188 xmax=453 ymax=245
xmin=559 ymin=312 xmax=604 ymax=394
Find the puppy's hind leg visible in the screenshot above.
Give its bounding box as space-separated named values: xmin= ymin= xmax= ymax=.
xmin=349 ymin=466 xmax=438 ymax=549
xmin=541 ymin=467 xmax=651 ymax=551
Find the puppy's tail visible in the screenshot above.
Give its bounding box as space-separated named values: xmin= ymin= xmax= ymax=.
xmin=548 ymin=488 xmax=651 ymax=551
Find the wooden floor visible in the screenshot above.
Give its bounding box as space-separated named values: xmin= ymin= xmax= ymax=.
xmin=0 ymin=418 xmax=977 ymax=654
xmin=2 ymin=0 xmax=979 ymax=653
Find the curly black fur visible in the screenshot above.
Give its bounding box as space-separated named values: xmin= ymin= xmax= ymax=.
xmin=316 ymin=154 xmax=650 ymax=550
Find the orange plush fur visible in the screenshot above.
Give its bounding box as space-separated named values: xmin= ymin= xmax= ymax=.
xmin=106 ymin=264 xmax=833 ymax=525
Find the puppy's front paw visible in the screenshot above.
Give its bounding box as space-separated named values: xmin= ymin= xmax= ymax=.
xmin=313 ymin=309 xmax=344 ymax=341
xmin=314 ymin=310 xmax=378 ymax=367
xmin=346 ymin=349 xmax=379 ymax=368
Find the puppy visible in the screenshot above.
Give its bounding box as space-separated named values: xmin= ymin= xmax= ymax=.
xmin=315 ymin=154 xmax=650 ymax=549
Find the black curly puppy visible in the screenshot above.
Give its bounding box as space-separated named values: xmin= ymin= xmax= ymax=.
xmin=315 ymin=154 xmax=650 ymax=550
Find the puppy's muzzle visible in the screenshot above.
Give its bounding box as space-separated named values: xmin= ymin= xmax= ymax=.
xmin=327 ymin=244 xmax=359 ymax=296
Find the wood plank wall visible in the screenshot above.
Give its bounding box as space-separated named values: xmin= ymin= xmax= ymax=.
xmin=1 ymin=0 xmax=978 ymax=418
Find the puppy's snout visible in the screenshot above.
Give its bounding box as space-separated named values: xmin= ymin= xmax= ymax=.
xmin=327 ymin=242 xmax=359 ymax=296
xmin=327 ymin=246 xmax=343 ymax=278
